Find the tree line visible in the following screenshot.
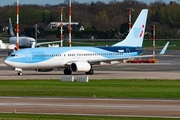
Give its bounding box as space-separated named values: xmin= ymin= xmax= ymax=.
xmin=0 ymin=0 xmax=180 ymax=39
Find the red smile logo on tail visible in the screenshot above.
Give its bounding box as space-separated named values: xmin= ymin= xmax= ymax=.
xmin=139 ymin=24 xmax=144 ymax=38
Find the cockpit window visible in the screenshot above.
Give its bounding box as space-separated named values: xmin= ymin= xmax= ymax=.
xmin=10 ymin=54 xmax=15 ymax=57
xmin=10 ymin=54 xmax=20 ymax=57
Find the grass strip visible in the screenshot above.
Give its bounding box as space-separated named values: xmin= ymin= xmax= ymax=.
xmin=0 ymin=113 xmax=176 ymax=120
xmin=0 ymin=79 xmax=179 ymax=119
xmin=0 ymin=79 xmax=180 ymax=98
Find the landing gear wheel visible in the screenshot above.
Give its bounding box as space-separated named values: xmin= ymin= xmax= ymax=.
xmin=18 ymin=71 xmax=23 ymax=76
xmin=85 ymin=69 xmax=94 ymax=75
xmin=89 ymin=69 xmax=94 ymax=75
xmin=64 ymin=68 xmax=72 ymax=75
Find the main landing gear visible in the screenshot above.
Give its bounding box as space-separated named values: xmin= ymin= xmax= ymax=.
xmin=85 ymin=69 xmax=94 ymax=75
xmin=64 ymin=68 xmax=72 ymax=75
xmin=18 ymin=71 xmax=23 ymax=76
xmin=63 ymin=68 xmax=94 ymax=75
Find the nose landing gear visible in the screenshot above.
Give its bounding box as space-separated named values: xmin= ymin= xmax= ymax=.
xmin=15 ymin=68 xmax=23 ymax=76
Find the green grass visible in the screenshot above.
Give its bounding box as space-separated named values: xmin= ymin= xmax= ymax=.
xmin=0 ymin=79 xmax=180 ymax=119
xmin=0 ymin=79 xmax=180 ymax=98
xmin=0 ymin=113 xmax=173 ymax=120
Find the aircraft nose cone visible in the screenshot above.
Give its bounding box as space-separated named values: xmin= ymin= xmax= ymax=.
xmin=4 ymin=59 xmax=9 ymax=65
xmin=4 ymin=59 xmax=13 ymax=67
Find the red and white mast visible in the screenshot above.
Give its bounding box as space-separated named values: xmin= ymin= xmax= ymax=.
xmin=16 ymin=0 xmax=19 ymax=50
xmin=128 ymin=8 xmax=134 ymax=31
xmin=152 ymin=25 xmax=156 ymax=60
xmin=60 ymin=7 xmax=64 ymax=47
xmin=68 ymin=0 xmax=72 ymax=47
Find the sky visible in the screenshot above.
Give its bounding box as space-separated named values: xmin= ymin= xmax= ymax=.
xmin=0 ymin=0 xmax=172 ymax=6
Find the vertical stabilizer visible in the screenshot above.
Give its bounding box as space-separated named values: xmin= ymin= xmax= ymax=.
xmin=9 ymin=18 xmax=15 ymax=37
xmin=112 ymin=9 xmax=148 ymax=47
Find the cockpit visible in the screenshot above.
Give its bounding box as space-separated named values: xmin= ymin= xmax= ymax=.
xmin=9 ymin=54 xmax=21 ymax=57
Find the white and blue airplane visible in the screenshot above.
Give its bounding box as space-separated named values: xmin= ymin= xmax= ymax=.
xmin=4 ymin=9 xmax=169 ymax=76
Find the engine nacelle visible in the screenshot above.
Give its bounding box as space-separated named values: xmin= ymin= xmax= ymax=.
xmin=36 ymin=44 xmax=41 ymax=48
xmin=70 ymin=61 xmax=91 ymax=72
xmin=35 ymin=68 xmax=53 ymax=72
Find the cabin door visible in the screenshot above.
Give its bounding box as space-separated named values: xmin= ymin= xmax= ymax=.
xmin=26 ymin=51 xmax=32 ymax=61
xmin=126 ymin=48 xmax=130 ymax=56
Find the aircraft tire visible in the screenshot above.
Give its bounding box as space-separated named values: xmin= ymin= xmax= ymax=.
xmin=85 ymin=69 xmax=94 ymax=75
xmin=18 ymin=72 xmax=23 ymax=76
xmin=64 ymin=68 xmax=72 ymax=75
xmin=64 ymin=69 xmax=68 ymax=75
xmin=67 ymin=69 xmax=72 ymax=75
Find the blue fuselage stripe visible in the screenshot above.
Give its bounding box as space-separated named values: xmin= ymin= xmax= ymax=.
xmin=6 ymin=46 xmax=144 ymax=64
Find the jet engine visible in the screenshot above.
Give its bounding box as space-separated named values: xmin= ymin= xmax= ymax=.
xmin=70 ymin=61 xmax=91 ymax=72
xmin=35 ymin=68 xmax=53 ymax=72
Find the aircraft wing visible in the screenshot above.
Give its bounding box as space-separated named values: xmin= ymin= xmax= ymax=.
xmin=64 ymin=42 xmax=169 ymax=66
xmin=88 ymin=42 xmax=170 ymax=64
xmin=87 ymin=55 xmax=153 ymax=64
xmin=36 ymin=41 xmax=62 ymax=46
xmin=64 ymin=54 xmax=154 ymax=66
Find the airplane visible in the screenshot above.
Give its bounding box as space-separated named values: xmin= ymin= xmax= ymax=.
xmin=9 ymin=18 xmax=36 ymax=48
xmin=4 ymin=9 xmax=169 ymax=76
xmin=8 ymin=18 xmax=62 ymax=49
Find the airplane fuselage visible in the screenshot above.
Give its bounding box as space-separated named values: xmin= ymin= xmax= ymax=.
xmin=9 ymin=36 xmax=36 ymax=48
xmin=4 ymin=46 xmax=143 ymax=69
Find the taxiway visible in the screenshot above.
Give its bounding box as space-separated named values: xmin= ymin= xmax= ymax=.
xmin=0 ymin=50 xmax=180 ymax=118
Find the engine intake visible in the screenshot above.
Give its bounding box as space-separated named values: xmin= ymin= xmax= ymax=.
xmin=70 ymin=61 xmax=91 ymax=72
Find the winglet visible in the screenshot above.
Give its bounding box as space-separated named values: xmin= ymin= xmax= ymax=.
xmin=159 ymin=42 xmax=169 ymax=55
